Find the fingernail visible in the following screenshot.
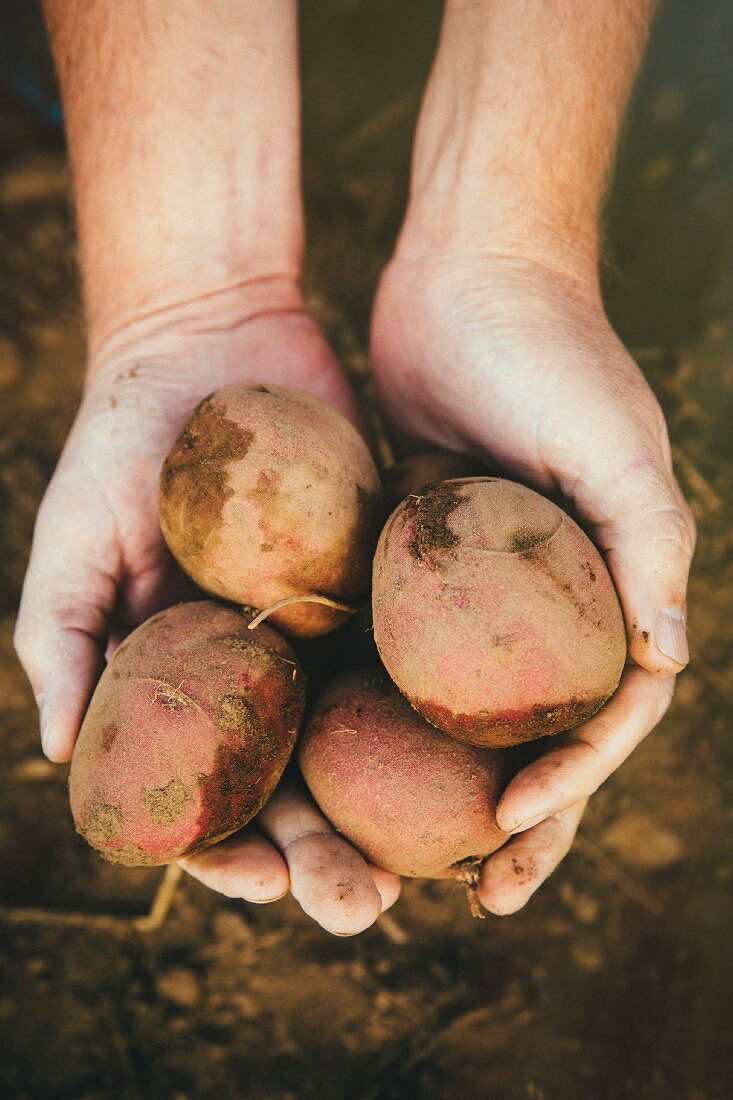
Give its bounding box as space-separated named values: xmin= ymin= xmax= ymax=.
xmin=248 ymin=890 xmax=289 ymax=904
xmin=654 ymin=607 xmax=689 ymax=667
xmin=36 ymin=693 xmax=51 ymax=755
xmin=507 ymin=811 xmax=549 ymax=834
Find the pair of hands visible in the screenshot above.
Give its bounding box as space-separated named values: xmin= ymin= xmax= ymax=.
xmin=14 ymin=252 xmax=694 ymax=935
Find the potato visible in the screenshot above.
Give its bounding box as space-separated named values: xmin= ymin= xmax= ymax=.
xmin=159 ymin=383 xmax=383 ymax=636
xmin=372 ymin=477 xmax=626 ymax=747
xmin=299 ymin=669 xmax=509 ymax=879
xmin=383 ymin=448 xmax=485 ymax=512
xmin=69 ymin=601 xmax=305 ymax=866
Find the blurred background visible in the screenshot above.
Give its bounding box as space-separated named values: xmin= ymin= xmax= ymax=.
xmin=0 ymin=1 xmax=732 ymax=1096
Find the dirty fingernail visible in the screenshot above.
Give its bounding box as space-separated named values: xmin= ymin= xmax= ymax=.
xmin=654 ymin=607 xmax=689 ymax=667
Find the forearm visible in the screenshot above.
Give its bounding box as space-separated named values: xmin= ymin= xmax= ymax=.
xmin=402 ymin=0 xmax=657 ymax=278
xmin=43 ymin=0 xmax=303 ymax=358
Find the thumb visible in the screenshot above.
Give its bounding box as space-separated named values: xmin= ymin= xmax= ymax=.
xmin=14 ymin=494 xmax=118 ymax=762
xmin=589 ymin=454 xmax=695 ymax=675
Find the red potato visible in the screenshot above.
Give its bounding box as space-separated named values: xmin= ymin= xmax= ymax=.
xmin=299 ymin=670 xmax=509 ymax=879
xmin=159 ymin=383 xmax=383 ymax=637
xmin=69 ymin=601 xmax=305 ymax=866
xmin=372 ymin=477 xmax=626 ymax=747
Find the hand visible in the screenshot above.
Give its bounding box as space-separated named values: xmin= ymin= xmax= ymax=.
xmin=15 ymin=280 xmax=399 ymax=934
xmin=371 ymin=250 xmax=694 ymax=914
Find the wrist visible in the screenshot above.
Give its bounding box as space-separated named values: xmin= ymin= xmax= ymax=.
xmin=86 ymin=273 xmax=307 ymax=377
xmin=393 ymin=184 xmax=601 ymax=290
xmin=398 ymin=0 xmax=653 ymax=288
xmin=402 ymin=67 xmax=602 ymax=287
xmin=79 ymin=171 xmax=305 ymax=353
xmin=82 ymin=273 xmax=360 ymax=430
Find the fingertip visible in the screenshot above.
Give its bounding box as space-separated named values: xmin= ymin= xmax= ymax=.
xmin=16 ymin=621 xmax=106 ymax=762
xmin=37 ymin=690 xmax=85 ymax=763
xmin=479 ymin=802 xmax=586 ymax=916
xmin=480 ymin=891 xmax=530 ymax=918
xmin=477 ymin=850 xmax=539 ymax=916
xmin=41 ymin=732 xmax=75 ymax=764
xmin=285 ymin=834 xmax=382 ymax=936
xmin=239 ymin=856 xmax=290 ymax=905
xmin=182 ymin=832 xmax=290 ymax=903
xmin=368 ymin=864 xmax=402 ymax=912
xmin=628 ymin=607 xmax=689 ymax=674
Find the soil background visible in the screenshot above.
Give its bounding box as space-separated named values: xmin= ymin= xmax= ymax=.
xmin=1 ymin=2 xmax=732 ymax=1097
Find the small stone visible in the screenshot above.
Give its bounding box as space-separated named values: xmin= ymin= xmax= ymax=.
xmin=573 ymin=943 xmax=604 ymax=972
xmin=642 ymin=156 xmax=675 ymax=189
xmin=12 ymin=757 xmax=58 ymax=782
xmin=231 ymin=992 xmax=260 ymax=1019
xmin=573 ymin=893 xmax=600 ymax=925
xmin=212 ymin=909 xmax=252 ymax=942
xmin=650 ymin=84 xmax=686 ymax=124
xmin=603 ymin=814 xmax=684 ymax=871
xmin=156 ymin=967 xmax=201 ymax=1008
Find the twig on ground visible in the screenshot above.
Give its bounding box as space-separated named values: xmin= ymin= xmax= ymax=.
xmin=134 ymin=862 xmax=184 ymax=932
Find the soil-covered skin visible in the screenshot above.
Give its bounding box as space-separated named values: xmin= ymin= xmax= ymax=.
xmin=161 ymin=383 xmax=383 ymax=637
xmin=69 ymin=603 xmax=305 ymax=866
xmin=1 ymin=1 xmax=733 ymax=1096
xmin=405 ymin=481 xmax=464 ymax=563
xmin=373 ymin=478 xmax=626 ymax=748
xmin=160 ymin=394 xmax=256 ymax=576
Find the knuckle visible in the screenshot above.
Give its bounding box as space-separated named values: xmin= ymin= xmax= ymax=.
xmin=682 ymin=500 xmax=698 ymax=550
xmin=650 ymin=503 xmax=695 ymax=563
xmin=630 ymin=466 xmax=695 ymax=566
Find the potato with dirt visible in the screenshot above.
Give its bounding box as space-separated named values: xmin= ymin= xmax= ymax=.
xmin=372 ymin=477 xmax=626 ymax=747
xmin=300 ymin=669 xmax=509 ymax=880
xmin=383 ymin=448 xmax=485 ymax=512
xmin=159 ymin=383 xmax=383 ymax=636
xmin=69 ymin=601 xmax=305 ymax=866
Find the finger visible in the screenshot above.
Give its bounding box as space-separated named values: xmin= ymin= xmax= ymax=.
xmin=14 ymin=495 xmax=119 ymax=762
xmin=258 ymin=787 xmax=382 ymax=936
xmin=584 ymin=442 xmax=695 ymax=674
xmin=496 ymin=666 xmax=674 ymax=833
xmin=368 ymin=864 xmax=402 ymax=912
xmin=478 ymin=800 xmax=586 ymax=915
xmin=181 ymin=830 xmax=290 ymax=903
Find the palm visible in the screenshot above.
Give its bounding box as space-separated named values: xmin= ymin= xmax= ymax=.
xmin=373 ymin=257 xmax=659 ymax=499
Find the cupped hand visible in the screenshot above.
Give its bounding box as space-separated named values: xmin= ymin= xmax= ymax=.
xmin=15 ymin=281 xmax=399 ymax=934
xmin=371 ymin=252 xmax=695 ymax=914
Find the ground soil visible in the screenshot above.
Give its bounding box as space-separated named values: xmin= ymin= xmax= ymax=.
xmin=1 ymin=2 xmax=732 ymax=1097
